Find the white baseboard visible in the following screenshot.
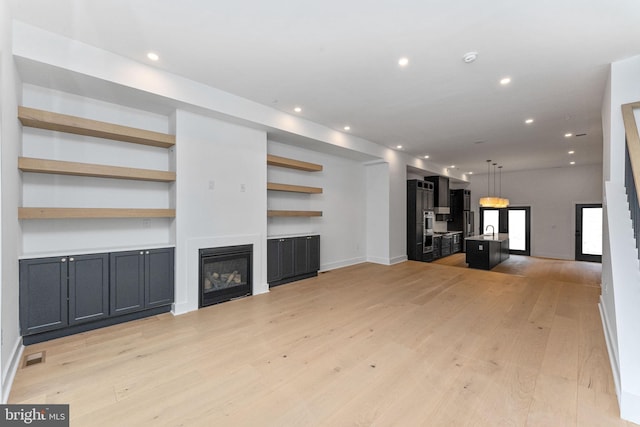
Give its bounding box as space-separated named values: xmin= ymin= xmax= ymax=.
xmin=2 ymin=337 xmax=24 ymax=403
xmin=366 ymin=256 xmax=391 ymax=265
xmin=320 ymin=257 xmax=366 ymax=272
xmin=389 ymin=255 xmax=408 ymax=265
xmin=621 ymin=390 xmax=640 ymax=424
xmin=599 ymin=298 xmax=621 ymax=402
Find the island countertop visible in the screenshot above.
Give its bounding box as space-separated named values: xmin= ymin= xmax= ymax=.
xmin=465 ymin=233 xmax=509 ymax=242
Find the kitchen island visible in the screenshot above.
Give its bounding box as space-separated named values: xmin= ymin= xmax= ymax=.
xmin=465 ymin=233 xmax=509 ymax=270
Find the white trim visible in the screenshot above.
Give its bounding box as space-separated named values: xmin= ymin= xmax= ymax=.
xmin=599 ymin=298 xmax=621 ymax=402
xmin=366 ymin=256 xmax=392 ymax=265
xmin=2 ymin=338 xmax=24 ymax=404
xmin=389 ymin=255 xmax=408 ymax=265
xmin=320 ymin=257 xmax=366 ymax=272
xmin=621 ymin=390 xmax=640 ymax=424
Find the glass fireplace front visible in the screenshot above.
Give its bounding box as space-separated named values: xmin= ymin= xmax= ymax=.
xmin=199 ymin=245 xmax=252 ymax=307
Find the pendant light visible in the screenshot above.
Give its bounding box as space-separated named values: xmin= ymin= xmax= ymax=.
xmin=479 ymin=160 xmax=510 ymax=208
xmin=479 ymin=160 xmax=499 ymax=207
xmin=496 ymin=166 xmax=510 ymax=208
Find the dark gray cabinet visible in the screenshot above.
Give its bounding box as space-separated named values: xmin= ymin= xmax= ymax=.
xmin=20 ymin=257 xmax=68 ymax=335
xmin=20 ymin=253 xmax=108 ymax=336
xmin=268 ymin=235 xmax=320 ymax=287
xmin=69 ymin=254 xmax=109 ymax=325
xmin=110 ymin=248 xmax=174 ymax=315
xmin=267 ymin=238 xmax=295 ymax=283
xmin=145 ymin=249 xmax=175 ymax=308
xmin=20 ymin=247 xmax=173 ymax=343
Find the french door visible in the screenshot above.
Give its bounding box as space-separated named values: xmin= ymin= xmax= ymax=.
xmin=480 ymin=206 xmax=531 ymax=256
xmin=575 ymin=204 xmax=602 ymax=262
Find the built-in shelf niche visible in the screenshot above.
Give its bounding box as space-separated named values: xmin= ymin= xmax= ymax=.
xmin=18 ymin=105 xmax=175 ymax=220
xmin=266 ymin=154 xmax=323 ymax=217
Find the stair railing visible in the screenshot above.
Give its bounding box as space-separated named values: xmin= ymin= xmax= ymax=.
xmin=621 ymin=102 xmax=640 ymax=255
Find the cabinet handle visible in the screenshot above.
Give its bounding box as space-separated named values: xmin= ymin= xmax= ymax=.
xmin=61 ymin=258 xmax=66 ymax=263
xmin=69 ymin=257 xmax=74 ymax=262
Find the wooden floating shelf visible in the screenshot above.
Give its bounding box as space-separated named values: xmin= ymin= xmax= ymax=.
xmin=267 ymin=154 xmax=323 ymax=172
xmin=267 ymin=182 xmax=323 ymax=194
xmin=18 ymin=157 xmax=176 ymax=182
xmin=18 ymin=106 xmax=176 ymax=148
xmin=19 ymin=208 xmax=176 ymax=220
xmin=267 ymin=210 xmax=323 ymax=217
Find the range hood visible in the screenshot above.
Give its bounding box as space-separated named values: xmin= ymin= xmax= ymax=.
xmin=425 ymin=176 xmax=450 ymax=216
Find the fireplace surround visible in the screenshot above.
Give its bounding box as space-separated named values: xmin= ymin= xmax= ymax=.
xmin=199 ymin=245 xmax=252 ymax=307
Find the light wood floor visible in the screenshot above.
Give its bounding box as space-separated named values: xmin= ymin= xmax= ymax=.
xmin=10 ymin=259 xmax=631 ymax=426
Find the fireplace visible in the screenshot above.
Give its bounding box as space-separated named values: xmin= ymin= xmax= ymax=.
xmin=199 ymin=245 xmax=252 ymax=307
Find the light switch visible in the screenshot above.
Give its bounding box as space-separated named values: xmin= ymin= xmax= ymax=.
xmin=240 ymin=183 xmax=246 ymax=192
xmin=208 ymin=180 xmax=215 ymax=190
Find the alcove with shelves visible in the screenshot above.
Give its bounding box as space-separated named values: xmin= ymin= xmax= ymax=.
xmin=19 ymin=86 xmax=176 ymax=257
xmin=266 ymin=154 xmax=323 ymax=217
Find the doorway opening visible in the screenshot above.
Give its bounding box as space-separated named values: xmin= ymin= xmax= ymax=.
xmin=575 ymin=204 xmax=602 ymax=263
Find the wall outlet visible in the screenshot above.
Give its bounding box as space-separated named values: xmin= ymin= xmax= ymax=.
xmin=240 ymin=183 xmax=246 ymax=192
xmin=208 ymin=180 xmax=215 ymax=190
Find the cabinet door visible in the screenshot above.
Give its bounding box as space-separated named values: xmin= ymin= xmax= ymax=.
xmin=145 ymin=248 xmax=174 ymax=308
xmin=267 ymin=239 xmax=282 ymax=282
xmin=110 ymin=251 xmax=145 ymax=316
xmin=68 ymin=253 xmax=109 ymax=325
xmin=307 ymin=235 xmax=320 ymax=272
xmin=464 ymin=191 xmax=471 ymax=211
xmin=19 ymin=257 xmax=68 ymax=335
xmin=425 ymin=189 xmax=434 ymax=210
xmin=280 ymin=238 xmax=295 ymax=279
xmin=293 ymin=237 xmax=309 ymax=276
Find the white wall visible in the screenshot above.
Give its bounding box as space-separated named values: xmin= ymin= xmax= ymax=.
xmin=173 ymin=110 xmax=267 ymax=314
xmin=0 ymin=4 xmax=23 ymax=402
xmin=467 ymin=164 xmax=602 ymax=259
xmin=267 ymin=140 xmax=367 ymax=270
xmin=365 ymin=162 xmax=390 ymax=263
xmin=601 ymin=54 xmax=640 ymax=424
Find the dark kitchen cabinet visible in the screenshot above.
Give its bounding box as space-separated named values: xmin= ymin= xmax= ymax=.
xmin=407 ymin=180 xmax=433 ymax=261
xmin=110 ymin=248 xmax=174 ymax=315
xmin=425 ymin=176 xmax=450 ymax=209
xmin=268 ymin=235 xmax=320 ymax=287
xmin=20 ymin=253 xmax=108 ymax=336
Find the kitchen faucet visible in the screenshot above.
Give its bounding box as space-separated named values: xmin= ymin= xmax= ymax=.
xmin=485 ymin=225 xmax=495 ymax=238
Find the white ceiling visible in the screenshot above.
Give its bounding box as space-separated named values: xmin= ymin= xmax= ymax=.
xmin=9 ymin=0 xmax=640 ymax=174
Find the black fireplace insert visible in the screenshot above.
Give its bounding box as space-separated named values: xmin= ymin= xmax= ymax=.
xmin=199 ymin=244 xmax=252 ymax=307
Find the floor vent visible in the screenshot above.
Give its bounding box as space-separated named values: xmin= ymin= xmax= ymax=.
xmin=23 ymin=351 xmax=46 ymax=368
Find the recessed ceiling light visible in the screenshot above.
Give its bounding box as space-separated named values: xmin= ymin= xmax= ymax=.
xmin=396 ymin=145 xmax=403 ymax=149
xmin=525 ymin=118 xmax=534 ymax=124
xmin=147 ymin=52 xmax=159 ymax=61
xmin=468 ymin=172 xmax=474 ymax=175
xmin=564 ymin=133 xmax=573 ymax=138
xmin=568 ymin=150 xmax=575 ymax=154
xmin=398 ymin=57 xmax=409 ymax=67
xmin=343 ymin=126 xmax=351 ymax=131
xmin=424 ymin=155 xmax=430 ymax=159
xmin=500 ymin=77 xmax=511 ymax=85
xmin=449 ymin=165 xmax=456 ymax=168
xmin=570 ymin=161 xmax=576 ymax=165
xmin=294 ymin=107 xmax=302 ymax=113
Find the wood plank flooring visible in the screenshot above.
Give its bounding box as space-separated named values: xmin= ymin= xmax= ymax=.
xmin=10 ymin=259 xmax=631 ymax=426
